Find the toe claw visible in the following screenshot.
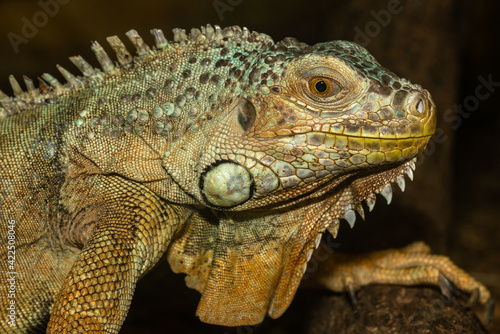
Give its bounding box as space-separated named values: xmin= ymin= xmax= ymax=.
xmin=437 ymin=273 xmax=454 ymax=301
xmin=438 ymin=274 xmax=494 ymax=326
xmin=345 ymin=277 xmax=358 ymax=311
xmin=465 ymin=288 xmax=479 ymax=308
xmin=484 ymin=297 xmax=495 ymax=326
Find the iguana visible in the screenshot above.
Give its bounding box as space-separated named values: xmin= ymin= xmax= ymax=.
xmin=0 ymin=25 xmax=493 ymax=333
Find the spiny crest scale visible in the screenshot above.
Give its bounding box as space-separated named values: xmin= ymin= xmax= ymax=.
xmin=0 ymin=24 xmax=274 ymax=117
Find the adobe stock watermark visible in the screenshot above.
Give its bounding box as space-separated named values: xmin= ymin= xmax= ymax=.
xmin=7 ymin=0 xmax=71 ymax=54
xmin=353 ymin=0 xmax=412 ymax=47
xmin=5 ymin=219 xmax=17 ymax=327
xmin=213 ymin=0 xmax=243 ymax=21
xmin=417 ymin=74 xmax=499 ymax=166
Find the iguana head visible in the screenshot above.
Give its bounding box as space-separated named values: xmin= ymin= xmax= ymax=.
xmin=166 ymin=27 xmax=436 ymax=327
xmin=199 ymin=39 xmax=436 ymax=211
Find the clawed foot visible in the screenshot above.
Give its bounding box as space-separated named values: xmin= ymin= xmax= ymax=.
xmin=312 ymin=241 xmax=494 ymax=325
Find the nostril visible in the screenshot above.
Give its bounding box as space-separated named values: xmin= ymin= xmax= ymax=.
xmin=416 ymin=99 xmax=424 ymax=114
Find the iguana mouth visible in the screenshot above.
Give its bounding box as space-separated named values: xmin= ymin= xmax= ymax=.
xmin=236 ymin=149 xmax=422 ymax=213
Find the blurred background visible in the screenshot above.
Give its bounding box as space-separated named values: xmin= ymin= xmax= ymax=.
xmin=0 ymin=0 xmax=498 ymax=333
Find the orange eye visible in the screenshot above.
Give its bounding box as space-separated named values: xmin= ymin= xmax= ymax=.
xmin=308 ymin=77 xmax=341 ymax=97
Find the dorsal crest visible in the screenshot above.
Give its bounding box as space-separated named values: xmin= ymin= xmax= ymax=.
xmin=0 ymin=25 xmax=274 ymax=118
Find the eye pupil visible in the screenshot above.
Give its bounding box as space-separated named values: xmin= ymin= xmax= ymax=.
xmin=307 ymin=77 xmax=340 ymax=98
xmin=315 ymin=80 xmax=328 ymax=93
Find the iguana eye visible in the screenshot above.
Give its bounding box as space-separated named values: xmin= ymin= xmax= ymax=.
xmin=308 ymin=77 xmax=341 ymax=97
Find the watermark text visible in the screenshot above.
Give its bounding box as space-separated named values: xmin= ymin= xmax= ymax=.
xmin=5 ymin=219 xmax=17 ymax=326
xmin=7 ymin=0 xmax=71 ymax=53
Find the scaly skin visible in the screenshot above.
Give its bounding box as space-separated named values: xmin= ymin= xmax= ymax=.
xmin=0 ymin=25 xmax=491 ymax=333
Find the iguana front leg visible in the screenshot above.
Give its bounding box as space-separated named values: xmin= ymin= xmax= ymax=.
xmin=46 ymin=175 xmax=187 ymax=333
xmin=310 ymin=241 xmax=494 ymax=324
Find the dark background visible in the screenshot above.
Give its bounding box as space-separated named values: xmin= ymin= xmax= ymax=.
xmin=0 ymin=0 xmax=499 ymax=333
